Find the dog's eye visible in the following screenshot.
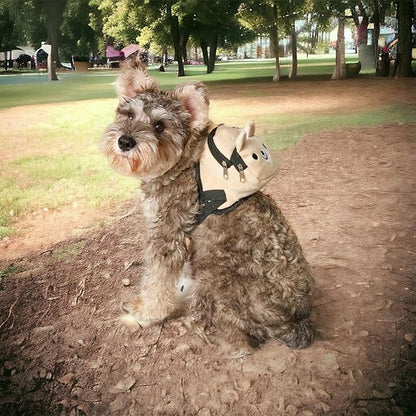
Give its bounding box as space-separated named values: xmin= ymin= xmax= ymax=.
xmin=127 ymin=112 xmax=134 ymax=120
xmin=154 ymin=121 xmax=165 ymax=134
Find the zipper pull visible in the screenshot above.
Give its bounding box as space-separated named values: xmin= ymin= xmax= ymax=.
xmin=222 ymin=161 xmax=229 ymax=179
xmin=237 ymin=164 xmax=245 ymax=183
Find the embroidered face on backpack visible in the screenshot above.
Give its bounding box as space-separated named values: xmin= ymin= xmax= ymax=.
xmin=196 ymin=122 xmax=279 ymax=221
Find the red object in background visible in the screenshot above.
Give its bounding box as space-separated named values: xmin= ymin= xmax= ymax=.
xmin=120 ymin=44 xmax=141 ymax=58
xmin=105 ymin=45 xmax=124 ymax=59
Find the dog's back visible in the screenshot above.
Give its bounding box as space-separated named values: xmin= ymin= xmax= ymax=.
xmin=189 ymin=191 xmax=314 ymax=356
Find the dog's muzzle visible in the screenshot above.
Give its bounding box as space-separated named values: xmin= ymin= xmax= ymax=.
xmin=118 ymin=135 xmax=137 ymax=152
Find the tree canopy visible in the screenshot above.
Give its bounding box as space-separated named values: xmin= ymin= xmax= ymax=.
xmin=0 ymin=0 xmax=414 ymax=78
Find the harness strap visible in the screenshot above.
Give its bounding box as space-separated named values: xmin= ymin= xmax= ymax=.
xmin=194 ymin=126 xmax=255 ymax=225
xmin=194 ymin=162 xmax=249 ymax=225
xmin=194 ymin=161 xmax=226 ymax=224
xmin=207 ymin=127 xmax=248 ymax=173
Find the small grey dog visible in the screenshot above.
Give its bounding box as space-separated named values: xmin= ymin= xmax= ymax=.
xmin=100 ymin=55 xmax=314 ymax=357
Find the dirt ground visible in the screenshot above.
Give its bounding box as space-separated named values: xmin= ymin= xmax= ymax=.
xmin=0 ymin=78 xmax=416 ymax=416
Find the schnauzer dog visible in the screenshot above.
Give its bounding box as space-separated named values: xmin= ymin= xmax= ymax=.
xmin=100 ymin=55 xmax=314 ymax=356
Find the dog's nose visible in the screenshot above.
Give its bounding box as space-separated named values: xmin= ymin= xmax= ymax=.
xmin=118 ymin=135 xmax=137 ymax=152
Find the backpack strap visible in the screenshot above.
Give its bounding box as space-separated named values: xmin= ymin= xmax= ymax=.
xmin=194 ymin=161 xmax=249 ymax=225
xmin=207 ymin=127 xmax=248 ymax=182
xmin=195 ymin=126 xmax=253 ymax=225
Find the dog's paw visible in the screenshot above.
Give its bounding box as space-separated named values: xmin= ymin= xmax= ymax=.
xmin=120 ymin=312 xmax=161 ymax=328
xmin=226 ymin=346 xmax=254 ymax=359
xmin=120 ymin=300 xmax=166 ymax=328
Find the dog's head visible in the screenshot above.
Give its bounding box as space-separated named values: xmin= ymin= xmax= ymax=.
xmin=100 ymin=54 xmax=210 ymax=179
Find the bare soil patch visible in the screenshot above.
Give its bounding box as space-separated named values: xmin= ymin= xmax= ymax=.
xmin=0 ymin=119 xmax=415 ymax=415
xmin=208 ymin=77 xmax=416 ymax=120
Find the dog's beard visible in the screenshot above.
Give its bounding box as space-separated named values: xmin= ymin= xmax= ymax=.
xmin=100 ymin=126 xmax=184 ymax=179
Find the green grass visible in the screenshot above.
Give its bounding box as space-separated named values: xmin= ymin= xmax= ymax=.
xmin=0 ymin=158 xmax=137 ymax=239
xmin=0 ymin=57 xmax=414 ymax=239
xmin=51 ymin=241 xmax=86 ymax=260
xmin=258 ymin=104 xmax=416 ymax=150
xmin=0 ymin=99 xmax=138 ymax=238
xmin=0 ymin=264 xmax=24 ymax=289
xmin=0 ymin=57 xmax=362 ymax=109
xmin=1 ymin=100 xmax=414 ymax=238
xmin=0 ymin=72 xmax=118 ymax=108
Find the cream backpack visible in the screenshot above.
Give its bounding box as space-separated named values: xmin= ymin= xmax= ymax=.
xmin=195 ymin=121 xmax=279 ymax=224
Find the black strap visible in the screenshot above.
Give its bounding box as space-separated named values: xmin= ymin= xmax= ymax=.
xmin=194 ymin=162 xmax=249 ymax=225
xmin=230 ymin=148 xmax=247 ymax=170
xmin=207 ymin=127 xmax=247 ymax=172
xmin=194 ymin=161 xmax=226 ymax=224
xmin=194 ymin=126 xmax=254 ymax=225
xmin=195 ymin=189 xmax=227 ymax=225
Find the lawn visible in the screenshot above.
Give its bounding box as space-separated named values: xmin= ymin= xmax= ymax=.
xmin=0 ymin=99 xmax=136 ymax=238
xmin=0 ymin=58 xmax=415 ymax=240
xmin=0 ymin=57 xmax=362 ymax=109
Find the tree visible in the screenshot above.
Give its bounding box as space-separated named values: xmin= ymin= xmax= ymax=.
xmin=351 ymin=1 xmax=370 ymax=66
xmin=88 ymin=0 xmax=252 ymax=76
xmin=141 ymin=0 xmax=190 ymax=76
xmin=89 ymin=0 xmax=145 ymax=47
xmin=167 ymin=2 xmax=186 ymax=76
xmin=239 ymin=0 xmax=283 ymax=81
xmin=240 ymin=0 xmax=314 ymax=81
xmin=60 ymin=0 xmax=99 ymax=60
xmin=270 ymin=0 xmax=281 ymax=80
xmin=313 ymin=0 xmax=349 ymax=79
xmin=0 ymin=5 xmax=16 ymax=70
xmin=331 ymin=13 xmax=346 ymax=79
xmin=0 ymin=0 xmax=37 ymax=70
xmin=351 ymin=0 xmax=395 ymax=74
xmin=279 ymin=0 xmax=310 ymax=79
xmin=38 ymin=0 xmax=68 ymax=80
xmin=92 ymin=0 xmax=190 ymax=76
xmin=395 ymin=0 xmax=414 ymax=77
xmin=189 ymin=0 xmax=245 ymax=74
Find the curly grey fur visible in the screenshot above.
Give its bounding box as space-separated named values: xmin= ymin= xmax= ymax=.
xmin=100 ymin=55 xmax=314 ymax=356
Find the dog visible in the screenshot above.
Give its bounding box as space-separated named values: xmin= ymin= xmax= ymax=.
xmin=100 ymin=54 xmax=314 ymax=357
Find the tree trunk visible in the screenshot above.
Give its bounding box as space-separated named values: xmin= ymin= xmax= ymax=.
xmin=271 ymin=0 xmax=280 ymax=81
xmin=311 ymin=25 xmax=318 ymax=51
xmin=163 ymin=46 xmax=168 ymax=65
xmin=273 ymin=38 xmax=280 ymax=81
xmin=182 ymin=45 xmax=187 ymax=63
xmin=168 ymin=8 xmax=185 ymax=77
xmin=207 ymin=34 xmax=218 ymax=74
xmin=332 ymin=16 xmax=346 ymax=80
xmin=374 ymin=2 xmax=381 ymax=74
xmin=181 ymin=16 xmax=192 ymax=64
xmin=290 ymin=24 xmax=298 ymax=79
xmin=181 ymin=32 xmax=189 ymax=63
xmin=3 ymin=50 xmax=7 ymax=70
xmin=40 ymin=0 xmax=67 ymax=81
xmin=200 ymin=40 xmax=208 ymax=66
xmin=395 ymin=0 xmax=413 ymax=77
xmin=1 ymin=8 xmax=14 ymax=70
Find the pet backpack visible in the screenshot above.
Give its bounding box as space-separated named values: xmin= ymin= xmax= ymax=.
xmin=195 ymin=121 xmax=279 ymax=224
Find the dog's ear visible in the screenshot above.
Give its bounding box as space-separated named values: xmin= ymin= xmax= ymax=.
xmin=172 ymin=82 xmax=210 ymax=132
xmin=116 ymin=54 xmax=159 ymax=98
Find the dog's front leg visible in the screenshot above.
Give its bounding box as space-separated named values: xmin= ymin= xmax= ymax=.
xmin=130 ymin=237 xmax=188 ymax=327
